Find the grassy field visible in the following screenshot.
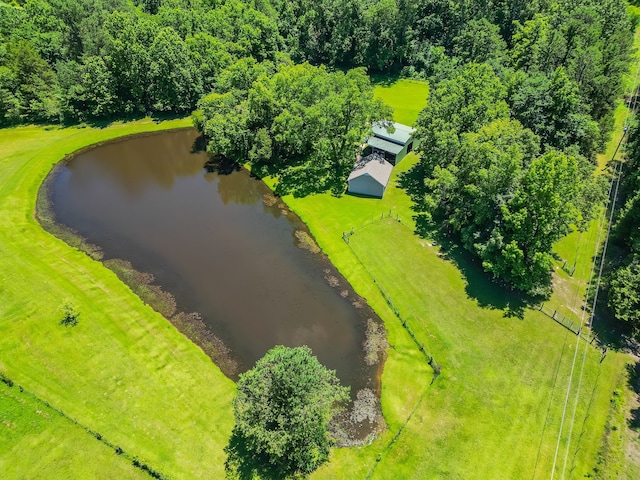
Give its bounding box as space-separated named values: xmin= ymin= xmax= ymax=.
xmin=373 ymin=78 xmax=429 ymax=126
xmin=0 ymin=73 xmax=632 ymax=479
xmin=284 ymin=160 xmax=625 ymax=479
xmin=0 ymin=380 xmax=146 ymax=479
xmin=0 ymin=120 xmax=236 ymax=478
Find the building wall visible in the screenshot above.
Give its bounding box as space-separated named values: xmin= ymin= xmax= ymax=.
xmin=394 ymin=136 xmax=417 ymax=164
xmin=348 ymin=175 xmax=385 ymax=197
xmin=395 ymin=145 xmax=408 ymax=164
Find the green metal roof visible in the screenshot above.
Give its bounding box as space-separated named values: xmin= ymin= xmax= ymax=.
xmin=372 ymin=122 xmax=414 ymax=145
xmin=367 ymin=136 xmax=404 ymax=155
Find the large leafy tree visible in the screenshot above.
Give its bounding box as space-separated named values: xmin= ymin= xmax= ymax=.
xmin=1 ymin=39 xmax=59 ymax=123
xmin=608 ymin=262 xmax=640 ymax=328
xmin=149 ymin=27 xmax=200 ymax=112
xmin=196 ymin=63 xmax=391 ymax=195
xmin=480 ymin=150 xmax=583 ymax=293
xmin=607 ymin=122 xmax=640 ymax=333
xmin=412 ymin=91 xmax=592 ymax=293
xmin=226 ymin=345 xmax=349 ymax=478
xmin=414 ymin=62 xmax=510 ymax=173
xmin=509 ymin=67 xmax=600 ymax=159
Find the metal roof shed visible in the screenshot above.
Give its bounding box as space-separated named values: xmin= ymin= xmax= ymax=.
xmin=372 ymin=122 xmax=415 ymax=145
xmin=367 ymin=122 xmax=417 ymax=165
xmin=347 ymin=153 xmax=394 ymax=198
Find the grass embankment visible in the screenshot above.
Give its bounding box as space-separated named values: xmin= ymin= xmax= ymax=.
xmin=280 ymin=78 xmax=626 ymax=478
xmin=0 ymin=120 xmax=235 ymax=479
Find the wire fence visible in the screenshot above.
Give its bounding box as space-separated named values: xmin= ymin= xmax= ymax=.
xmin=342 ymin=209 xmax=406 ymax=244
xmin=536 ymin=303 xmax=602 ymax=348
xmin=343 ymin=210 xmax=608 ymax=386
xmin=344 ymin=212 xmax=441 ymax=382
xmin=537 ymin=304 xmax=582 ymax=335
xmin=0 ymin=371 xmax=168 ymax=479
xmin=372 ymin=273 xmax=442 ymax=381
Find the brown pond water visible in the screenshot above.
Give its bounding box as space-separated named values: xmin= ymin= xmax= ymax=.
xmin=46 ymin=129 xmax=385 ymax=439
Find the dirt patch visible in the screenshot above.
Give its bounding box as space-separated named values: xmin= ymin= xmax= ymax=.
xmin=262 ymin=193 xmax=278 ymax=207
xmin=363 ymin=318 xmax=388 ymax=366
xmin=295 ymin=230 xmax=321 ymax=254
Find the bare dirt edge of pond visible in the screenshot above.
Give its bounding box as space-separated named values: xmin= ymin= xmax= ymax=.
xmin=36 ymin=129 xmax=389 ymax=447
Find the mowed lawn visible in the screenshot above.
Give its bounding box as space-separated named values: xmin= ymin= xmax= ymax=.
xmin=0 ymin=120 xmax=236 ymax=479
xmin=373 ymin=78 xmax=429 ymax=126
xmin=0 ymin=381 xmax=146 ymax=479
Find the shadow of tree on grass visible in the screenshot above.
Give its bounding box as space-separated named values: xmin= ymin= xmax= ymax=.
xmin=431 ymin=232 xmax=533 ymax=319
xmin=398 ymin=165 xmax=538 ymax=319
xmin=224 ymin=428 xmax=305 ymax=480
xmin=626 ymin=362 xmax=640 ymax=432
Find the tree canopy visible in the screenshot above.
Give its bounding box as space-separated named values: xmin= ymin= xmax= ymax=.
xmin=0 ymin=0 xmax=633 ymax=134
xmin=409 ymin=60 xmax=604 ymax=293
xmin=0 ymin=0 xmax=634 ymax=295
xmin=195 ymin=62 xmax=391 ymax=196
xmin=606 ymin=122 xmax=640 ymax=334
xmin=226 ymin=345 xmax=349 ymax=478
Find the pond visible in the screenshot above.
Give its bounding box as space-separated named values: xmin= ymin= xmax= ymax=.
xmin=44 ymin=128 xmax=386 ymax=441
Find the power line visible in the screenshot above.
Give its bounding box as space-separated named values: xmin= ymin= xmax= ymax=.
xmin=558 ymin=57 xmax=640 ymax=478
xmin=560 ymin=159 xmax=624 ymax=479
xmin=549 ymin=169 xmax=611 ymax=480
xmin=550 ymin=57 xmax=640 ymax=480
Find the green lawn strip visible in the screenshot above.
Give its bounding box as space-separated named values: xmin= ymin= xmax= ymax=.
xmin=589 ymin=363 xmax=639 ymax=480
xmin=0 ymin=121 xmax=235 ymax=479
xmin=549 ymin=212 xmax=603 ymax=323
xmin=594 ymin=102 xmax=629 ymax=173
xmin=373 ymin=78 xmax=429 ymax=126
xmin=0 ymin=380 xmax=145 ymax=479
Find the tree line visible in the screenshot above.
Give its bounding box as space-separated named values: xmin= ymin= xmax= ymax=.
xmin=1 ymin=0 xmax=635 ymax=134
xmin=606 ymin=123 xmax=640 ymax=334
xmin=408 ymin=62 xmax=607 ymax=295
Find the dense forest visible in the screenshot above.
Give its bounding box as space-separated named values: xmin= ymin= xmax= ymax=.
xmin=607 ymin=122 xmax=640 ymax=333
xmin=1 ymin=0 xmax=638 ymax=296
xmin=0 ymin=0 xmax=634 ymax=127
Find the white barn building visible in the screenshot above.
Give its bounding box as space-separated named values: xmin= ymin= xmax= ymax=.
xmin=347 ymin=153 xmax=394 ymax=198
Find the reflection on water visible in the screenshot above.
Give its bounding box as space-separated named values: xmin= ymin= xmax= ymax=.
xmin=50 ymin=129 xmax=382 ymax=403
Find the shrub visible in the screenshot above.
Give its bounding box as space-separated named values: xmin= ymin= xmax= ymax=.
xmin=59 ymin=301 xmax=79 ymax=327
